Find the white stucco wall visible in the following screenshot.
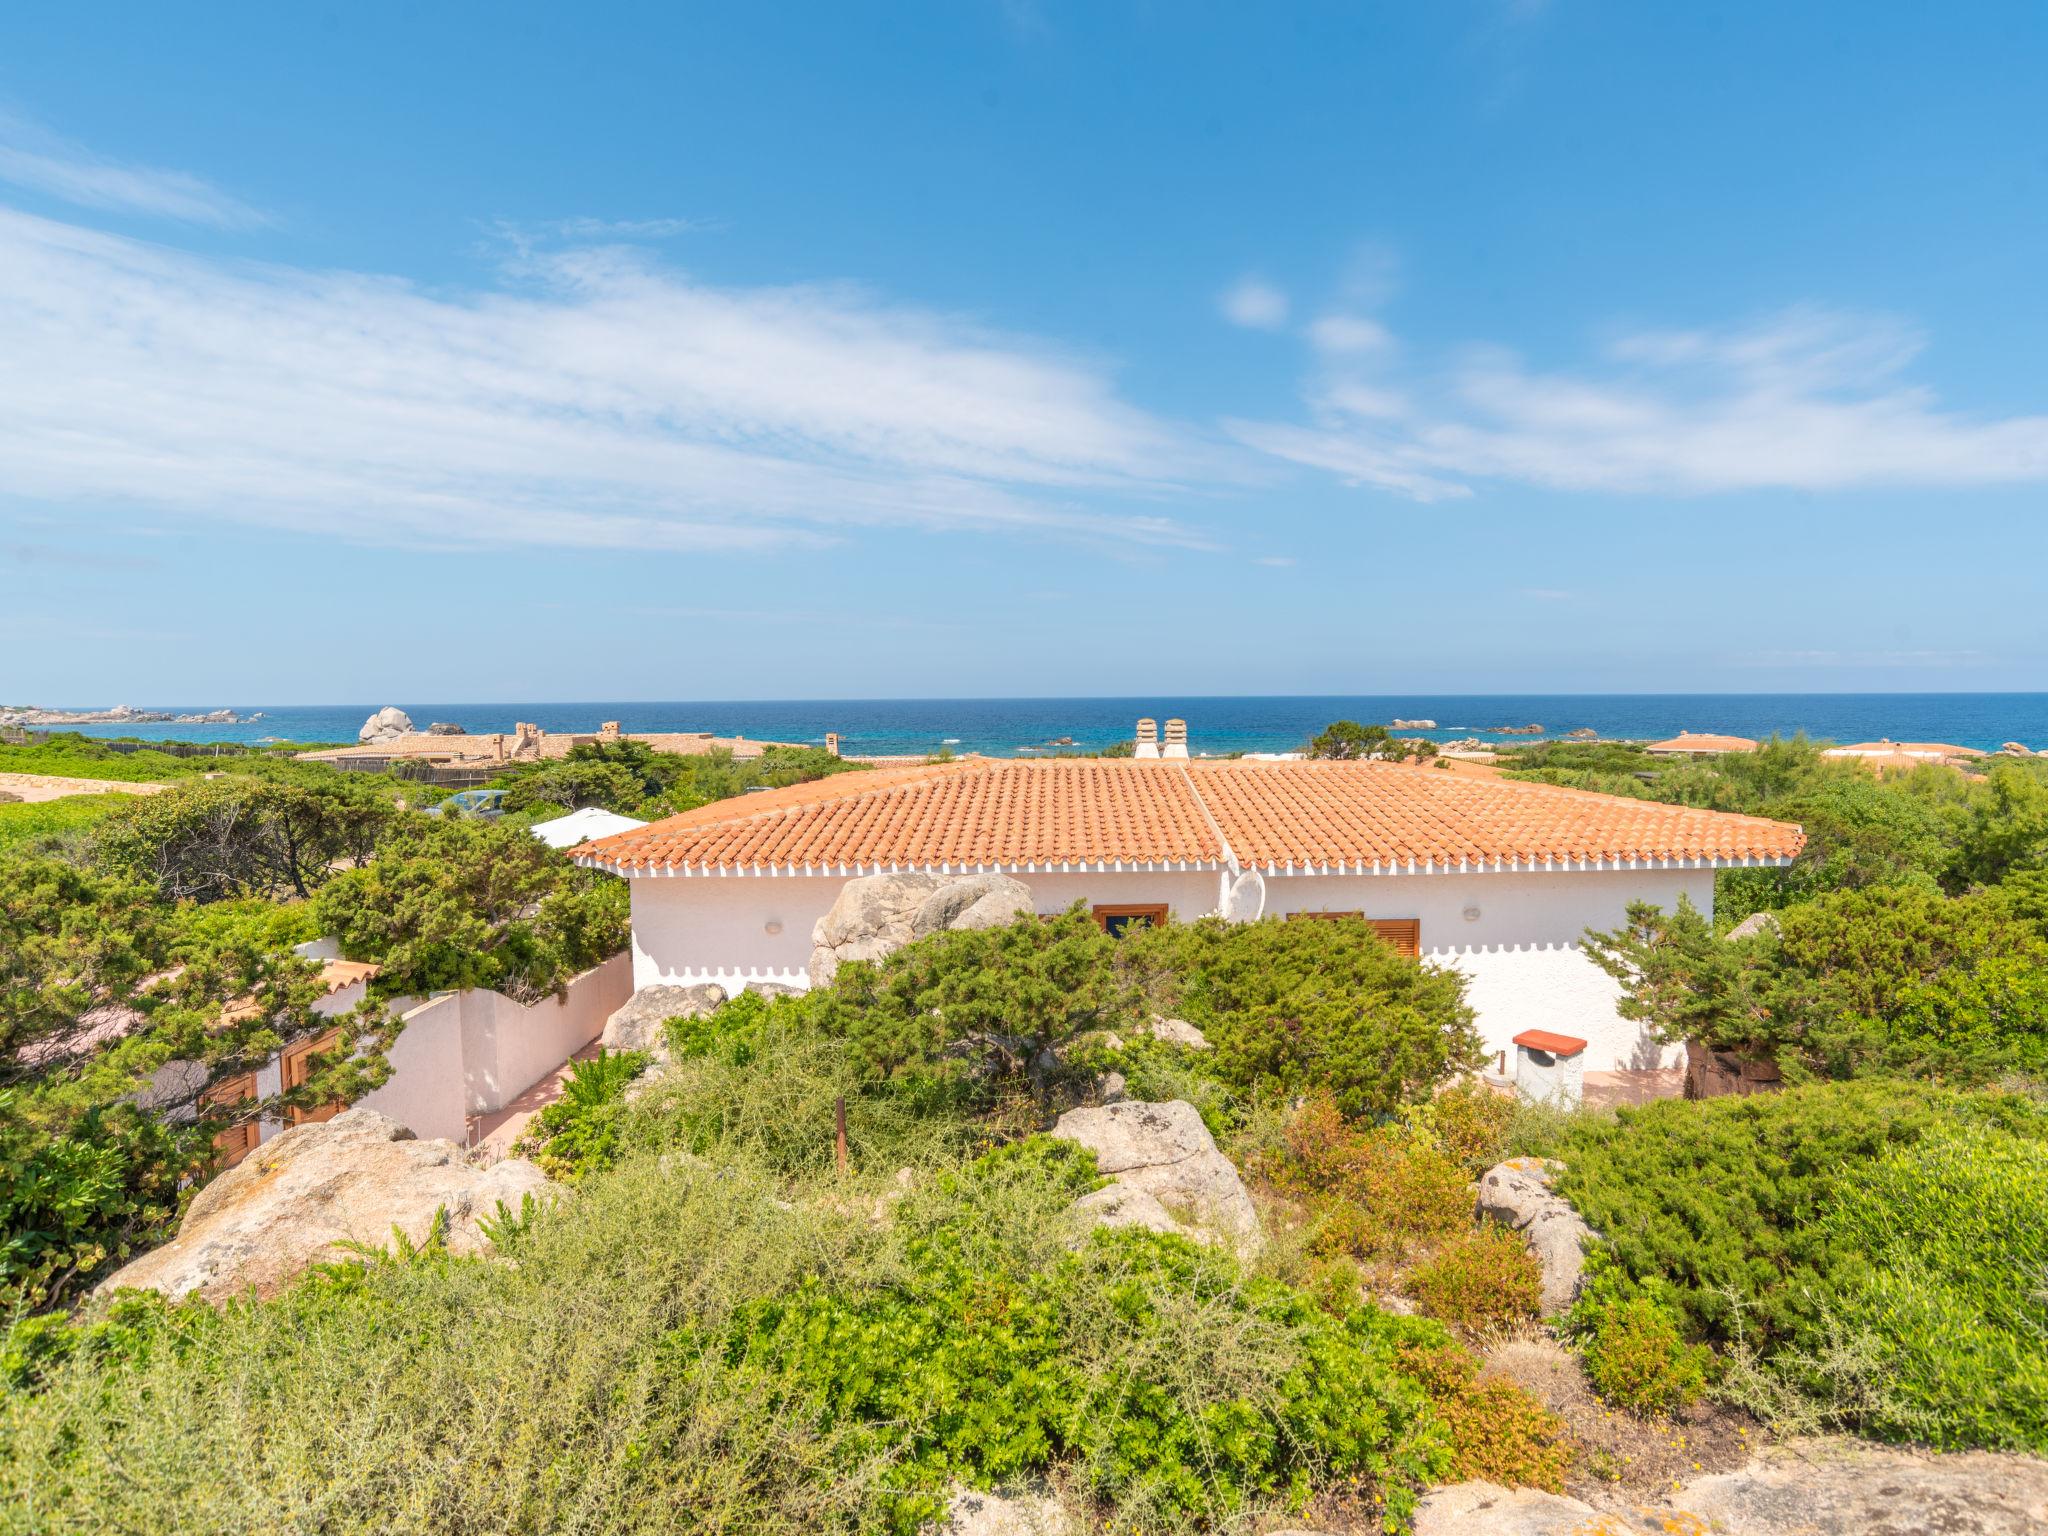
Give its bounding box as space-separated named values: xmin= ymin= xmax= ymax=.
xmin=625 ymin=864 xmax=1714 ymax=1071
xmin=262 ymin=953 xmax=632 ymax=1148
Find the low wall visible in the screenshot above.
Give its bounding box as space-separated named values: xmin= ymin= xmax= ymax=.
xmin=352 ymin=952 xmax=631 ymax=1145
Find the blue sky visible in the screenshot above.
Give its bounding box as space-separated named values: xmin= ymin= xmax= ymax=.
xmin=3 ymin=1 xmax=2046 ymax=703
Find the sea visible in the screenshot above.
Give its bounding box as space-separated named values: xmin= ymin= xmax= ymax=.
xmin=29 ymin=694 xmax=2048 ymax=758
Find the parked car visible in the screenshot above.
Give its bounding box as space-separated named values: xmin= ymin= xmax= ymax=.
xmin=423 ymin=787 xmax=507 ymax=819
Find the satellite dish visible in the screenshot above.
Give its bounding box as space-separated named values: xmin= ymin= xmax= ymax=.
xmin=1220 ymin=867 xmax=1265 ymax=923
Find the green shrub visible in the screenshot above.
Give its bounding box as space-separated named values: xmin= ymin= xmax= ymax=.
xmin=1818 ymin=1124 xmax=2048 ymax=1450
xmin=1120 ymin=916 xmax=1482 ymax=1118
xmin=0 ymin=1093 xmax=200 ymax=1312
xmin=516 ymin=1049 xmax=649 ymax=1180
xmin=1578 ymin=1292 xmax=1711 ymax=1415
xmin=1265 ymin=1095 xmax=1472 ymax=1265
xmin=1546 ymin=1080 xmax=2046 ymax=1349
xmin=1403 ymin=1079 xmax=1515 ymax=1175
xmin=1397 ymin=1341 xmax=1570 ymax=1492
xmin=313 ymin=816 xmax=628 ymax=1003
xmin=636 ymin=992 xmax=990 ymax=1178
xmin=1404 ymin=1227 xmax=1541 ymax=1333
xmin=1551 ymin=1082 xmax=2048 ymax=1448
xmin=2 ymin=1133 xmax=1463 ymax=1534
xmin=1584 ymin=886 xmax=2048 ymax=1083
xmin=0 ymin=793 xmax=135 ymax=853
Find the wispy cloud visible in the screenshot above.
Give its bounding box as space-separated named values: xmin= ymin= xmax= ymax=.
xmin=1220 ymin=275 xmax=1289 ymax=331
xmin=535 ymin=215 xmax=714 ymax=241
xmin=1254 ymin=555 xmax=1296 ymax=568
xmin=1233 ymin=305 xmax=2048 ymax=501
xmin=0 ymin=112 xmax=265 ymax=227
xmin=0 ymin=206 xmax=1218 ymax=554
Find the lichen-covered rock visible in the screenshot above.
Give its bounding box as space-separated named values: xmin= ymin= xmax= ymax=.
xmin=1419 ymin=1442 xmax=2048 ymax=1535
xmin=809 ymin=871 xmax=1035 ymax=986
xmin=1680 ymin=1440 xmax=2048 ymax=1535
xmin=1475 ymin=1158 xmax=1593 ymax=1316
xmin=601 ymin=983 xmax=727 ymax=1057
xmin=934 ymin=1483 xmax=1070 ymax=1536
xmin=809 ymin=872 xmax=944 ymax=986
xmin=96 ymin=1109 xmax=554 ymax=1304
xmin=910 ymin=873 xmax=1034 ymax=937
xmin=1052 ymin=1100 xmax=1261 ymax=1254
xmin=1071 ymin=1181 xmax=1184 ymax=1239
xmin=1413 ymin=1482 xmax=1609 ymax=1535
xmin=1146 ymin=1015 xmax=1210 ymax=1049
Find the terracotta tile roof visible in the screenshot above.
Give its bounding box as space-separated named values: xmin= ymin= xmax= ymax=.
xmin=1824 ymin=741 xmax=1982 ymax=759
xmin=1643 ymin=732 xmax=1758 ymax=754
xmin=573 ymin=758 xmax=1803 ymax=875
xmin=1187 ymin=760 xmax=1800 ymax=870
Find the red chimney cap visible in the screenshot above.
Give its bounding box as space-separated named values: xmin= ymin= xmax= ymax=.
xmin=1513 ymin=1029 xmax=1588 ymax=1058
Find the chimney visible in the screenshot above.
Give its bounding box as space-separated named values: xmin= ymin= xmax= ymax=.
xmin=825 ymin=732 xmax=841 ymax=757
xmin=599 ymin=720 xmax=622 ymax=742
xmin=1134 ymin=718 xmax=1159 ymax=758
xmin=1162 ymin=718 xmax=1188 ymax=759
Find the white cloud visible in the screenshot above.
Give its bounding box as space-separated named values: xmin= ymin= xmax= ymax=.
xmin=1220 ymin=275 xmax=1289 ymax=330
xmin=0 ymin=113 xmax=265 ymax=227
xmin=1305 ymin=313 xmax=1394 ymax=357
xmin=0 ymin=206 xmax=1217 ymax=553
xmin=1254 ymin=554 xmax=1296 ymax=567
xmin=1233 ymin=306 xmax=2048 ymax=500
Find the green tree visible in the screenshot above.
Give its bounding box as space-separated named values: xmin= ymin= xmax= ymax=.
xmin=1953 ymin=758 xmax=2048 ymax=887
xmin=313 ymin=817 xmax=628 ymax=1003
xmin=1122 ymin=915 xmax=1481 ymax=1117
xmin=90 ymin=770 xmax=393 ymax=902
xmin=1585 ymin=886 xmax=2048 ymax=1082
xmin=811 ymin=905 xmax=1140 ymax=1086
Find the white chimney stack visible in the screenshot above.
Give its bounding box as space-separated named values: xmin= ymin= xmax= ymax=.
xmin=1134 ymin=717 xmax=1159 ymax=758
xmin=1162 ymin=718 xmax=1189 ymax=758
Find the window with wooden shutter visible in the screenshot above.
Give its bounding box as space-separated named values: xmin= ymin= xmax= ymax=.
xmin=203 ymin=1072 xmax=260 ymax=1168
xmin=1285 ymin=911 xmax=1421 ymax=957
xmin=1368 ymin=918 xmax=1422 ymax=958
xmin=279 ymin=1028 xmax=345 ymax=1126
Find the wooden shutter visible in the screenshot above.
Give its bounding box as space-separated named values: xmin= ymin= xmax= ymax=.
xmin=1368 ymin=918 xmax=1422 ymax=958
xmin=279 ymin=1029 xmax=345 ymax=1126
xmin=1285 ymin=911 xmax=1421 ymax=957
xmin=203 ymin=1072 xmax=260 ymax=1168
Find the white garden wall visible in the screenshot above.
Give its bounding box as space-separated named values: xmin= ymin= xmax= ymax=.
xmin=255 ymin=951 xmax=636 ymax=1148
xmin=626 ymin=864 xmax=1713 ymax=1071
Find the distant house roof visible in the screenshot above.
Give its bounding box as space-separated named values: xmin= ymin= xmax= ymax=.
xmin=298 ymin=729 xmax=798 ymax=767
xmin=1642 ymin=732 xmax=1758 ymax=756
xmin=572 ymin=758 xmax=1803 ymax=877
xmin=1822 ymin=740 xmax=1983 ymax=761
xmin=531 ymin=806 xmax=647 ymax=849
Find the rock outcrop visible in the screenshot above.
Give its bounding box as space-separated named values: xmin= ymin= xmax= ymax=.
xmin=358 ymin=706 xmax=414 ymax=745
xmin=936 ymin=1483 xmax=1070 ymax=1536
xmin=97 ymin=1109 xmax=554 ymax=1304
xmin=1145 ymin=1015 xmax=1210 ymax=1050
xmin=1416 ymin=1442 xmax=2048 ymax=1535
xmin=1725 ymin=909 xmax=1782 ymax=942
xmin=1679 ymin=1441 xmax=2048 ymax=1534
xmin=1052 ymin=1099 xmax=1261 ymax=1254
xmin=601 ymin=982 xmax=728 ymax=1057
xmin=1071 ymin=1181 xmax=1184 ymax=1239
xmin=809 ymin=871 xmax=1034 ymax=986
xmin=1414 ymin=1483 xmax=1605 ymax=1536
xmin=1475 ymin=1158 xmax=1592 ymax=1315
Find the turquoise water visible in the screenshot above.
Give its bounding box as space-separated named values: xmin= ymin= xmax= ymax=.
xmin=33 ymin=694 xmax=2048 ymax=757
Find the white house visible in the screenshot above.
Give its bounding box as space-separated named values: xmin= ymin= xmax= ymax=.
xmin=572 ymin=754 xmax=1803 ymax=1073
